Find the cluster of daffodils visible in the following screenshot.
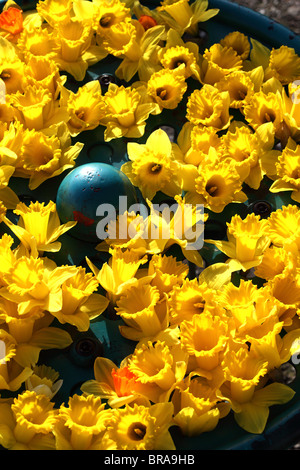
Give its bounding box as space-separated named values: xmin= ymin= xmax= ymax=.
xmin=0 ymin=198 xmax=109 ymax=383
xmin=0 ymin=0 xmax=300 ymax=452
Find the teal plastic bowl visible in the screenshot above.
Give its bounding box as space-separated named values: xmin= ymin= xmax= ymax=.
xmin=1 ymin=0 xmax=300 ymax=450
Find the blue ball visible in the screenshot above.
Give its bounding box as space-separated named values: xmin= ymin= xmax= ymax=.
xmin=56 ymin=163 xmax=138 ymax=242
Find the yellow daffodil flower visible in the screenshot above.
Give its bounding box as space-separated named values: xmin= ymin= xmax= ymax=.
xmin=0 ymin=390 xmax=58 ymax=450
xmin=121 ymin=128 xmax=182 ymax=200
xmin=200 ymin=43 xmax=243 ymax=85
xmin=148 ymin=253 xmax=189 ymax=297
xmin=145 ymin=195 xmax=206 ymax=267
xmin=216 ymin=70 xmax=258 ymax=109
xmin=146 ymin=67 xmax=188 ymax=112
xmin=55 ymin=394 xmax=112 ymax=450
xmin=54 ymin=18 xmax=108 ymax=81
xmin=176 ymin=122 xmax=223 ymax=167
xmin=36 ymin=0 xmax=72 ymax=27
xmin=25 ymin=364 xmax=63 ymax=399
xmin=0 ymin=164 xmax=19 ymax=208
xmin=222 ymin=343 xmax=268 ymax=405
xmin=8 ymin=84 xmax=69 ymax=132
xmin=14 ymin=124 xmax=83 ymax=190
xmin=0 ymin=233 xmax=15 ymax=286
xmin=220 ymin=31 xmax=251 ymax=60
xmin=172 ymin=373 xmax=225 ymax=436
xmin=97 ymin=196 xmax=205 ymax=268
xmin=185 ymin=158 xmax=247 ymax=213
xmin=0 ymin=200 xmax=39 ymax=257
xmin=93 ymin=0 xmax=131 ymax=37
xmin=0 ymin=255 xmax=77 ymax=317
xmin=92 ymin=247 xmax=148 ymax=305
xmin=115 ymin=280 xmax=169 ymax=341
xmin=264 ymin=45 xmax=300 ymax=85
xmin=0 ymin=56 xmax=24 ymax=95
xmin=158 ymin=28 xmax=201 ymax=80
xmin=218 ymin=280 xmax=279 ymax=338
xmin=95 ymin=210 xmax=148 ymax=255
xmin=99 ymin=82 xmax=156 ymax=141
xmin=243 ymin=90 xmax=285 ymax=140
xmin=186 ymin=84 xmax=232 ymax=130
xmin=269 ymin=139 xmax=300 ymax=203
xmin=264 ymin=272 xmax=300 ymax=327
xmin=168 ymin=277 xmax=216 ymax=325
xmin=17 ymin=26 xmax=60 ymax=63
xmin=0 ymin=120 xmax=23 ymax=162
xmin=180 ymin=312 xmax=229 ymax=372
xmin=0 ymin=329 xmax=33 ymax=392
xmin=101 ymin=18 xmax=165 ymax=82
xmin=281 ymin=82 xmax=300 ymax=141
xmin=157 ymin=0 xmax=219 ymax=36
xmin=250 ymin=319 xmax=300 ymax=372
xmin=50 ymin=266 xmax=109 ymax=331
xmin=102 ymin=402 xmax=176 ymax=450
xmin=81 ymin=356 xmax=151 ymax=408
xmin=13 ymin=200 xmax=77 ymax=254
xmin=23 ymin=56 xmax=64 ymax=99
xmin=266 ymin=204 xmax=300 ymax=251
xmin=219 ymin=344 xmax=295 ymax=434
xmin=60 ymin=80 xmax=105 ymax=137
xmin=255 ymin=245 xmax=298 ymax=281
xmin=0 ymin=295 xmax=43 ymax=344
xmin=128 ymin=340 xmax=188 ymax=402
xmin=0 ymin=122 xmax=24 ymax=200
xmin=221 ymin=124 xmax=275 ymax=189
xmin=206 ymin=213 xmax=271 ymax=272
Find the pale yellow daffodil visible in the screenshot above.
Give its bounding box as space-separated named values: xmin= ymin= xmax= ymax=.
xmin=0 ymin=329 xmax=33 ymax=392
xmin=25 ymin=364 xmax=63 ymax=399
